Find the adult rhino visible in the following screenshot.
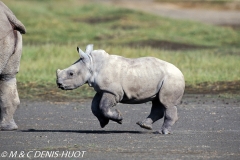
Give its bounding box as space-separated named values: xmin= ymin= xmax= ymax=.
xmin=0 ymin=1 xmax=26 ymax=130
xmin=56 ymin=44 xmax=185 ymax=134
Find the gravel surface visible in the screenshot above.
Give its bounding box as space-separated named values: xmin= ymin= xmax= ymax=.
xmin=0 ymin=94 xmax=239 ymax=160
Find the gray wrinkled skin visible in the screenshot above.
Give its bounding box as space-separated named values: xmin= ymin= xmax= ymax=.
xmin=0 ymin=1 xmax=26 ymax=130
xmin=57 ymin=44 xmax=185 ymax=134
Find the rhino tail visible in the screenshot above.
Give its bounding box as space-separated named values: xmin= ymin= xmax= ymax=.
xmin=1 ymin=2 xmax=26 ymax=34
xmin=6 ymin=11 xmax=26 ymax=34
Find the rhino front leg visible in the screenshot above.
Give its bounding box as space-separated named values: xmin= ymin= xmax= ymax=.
xmin=99 ymin=93 xmax=123 ymax=124
xmin=0 ymin=78 xmax=20 ymax=131
xmin=137 ymin=98 xmax=165 ymax=130
xmin=91 ymin=93 xmax=109 ymax=128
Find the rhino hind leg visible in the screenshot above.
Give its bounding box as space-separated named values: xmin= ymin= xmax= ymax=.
xmin=91 ymin=93 xmax=109 ymax=128
xmin=136 ymin=98 xmax=165 ymax=130
xmin=160 ymin=105 xmax=178 ymax=134
xmin=158 ymin=79 xmax=184 ymax=134
xmin=99 ymin=93 xmax=123 ymax=124
xmin=0 ymin=78 xmax=20 ymax=131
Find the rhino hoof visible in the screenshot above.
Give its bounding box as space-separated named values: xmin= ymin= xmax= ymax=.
xmin=115 ymin=109 xmax=123 ymax=120
xmin=1 ymin=122 xmax=18 ymax=131
xmin=116 ymin=119 xmax=122 ymax=124
xmin=160 ymin=128 xmax=172 ymax=135
xmin=113 ymin=109 xmax=123 ymax=124
xmin=100 ymin=119 xmax=109 ymax=128
xmin=100 ymin=122 xmax=107 ymax=128
xmin=136 ymin=121 xmax=152 ymax=130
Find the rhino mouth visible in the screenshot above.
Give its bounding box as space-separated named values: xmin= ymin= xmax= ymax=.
xmin=57 ymin=83 xmax=65 ymax=90
xmin=57 ymin=81 xmax=67 ymax=90
xmin=57 ymin=83 xmax=75 ymax=90
xmin=58 ymin=85 xmax=65 ymax=90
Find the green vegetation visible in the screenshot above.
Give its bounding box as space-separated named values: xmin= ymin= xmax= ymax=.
xmin=2 ymin=0 xmax=240 ymax=99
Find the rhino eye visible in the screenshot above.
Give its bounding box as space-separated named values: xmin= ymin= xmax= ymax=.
xmin=69 ymin=72 xmax=74 ymax=76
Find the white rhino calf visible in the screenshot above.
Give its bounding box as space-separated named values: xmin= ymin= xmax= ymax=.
xmin=56 ymin=44 xmax=185 ymax=134
xmin=0 ymin=1 xmax=26 ymax=130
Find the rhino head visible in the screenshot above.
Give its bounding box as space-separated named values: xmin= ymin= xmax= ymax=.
xmin=56 ymin=44 xmax=93 ymax=90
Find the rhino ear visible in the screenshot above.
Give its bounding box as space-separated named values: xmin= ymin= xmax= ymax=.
xmin=77 ymin=47 xmax=89 ymax=61
xmin=85 ymin=44 xmax=93 ymax=54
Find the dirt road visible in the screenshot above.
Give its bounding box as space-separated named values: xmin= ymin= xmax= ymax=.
xmin=99 ymin=0 xmax=240 ymax=27
xmin=0 ymin=94 xmax=239 ymax=159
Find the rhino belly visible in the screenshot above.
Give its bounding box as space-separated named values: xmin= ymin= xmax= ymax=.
xmin=120 ymin=94 xmax=157 ymax=104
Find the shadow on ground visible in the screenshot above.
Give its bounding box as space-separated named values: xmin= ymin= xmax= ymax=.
xmin=21 ymin=129 xmax=150 ymax=134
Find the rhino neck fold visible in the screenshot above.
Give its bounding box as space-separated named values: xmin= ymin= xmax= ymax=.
xmin=87 ymin=53 xmax=94 ymax=87
xmin=87 ymin=78 xmax=93 ymax=87
xmin=86 ymin=50 xmax=109 ymax=89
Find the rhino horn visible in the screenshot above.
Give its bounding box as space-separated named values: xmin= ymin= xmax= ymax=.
xmin=85 ymin=44 xmax=93 ymax=54
xmin=77 ymin=47 xmax=89 ymax=61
